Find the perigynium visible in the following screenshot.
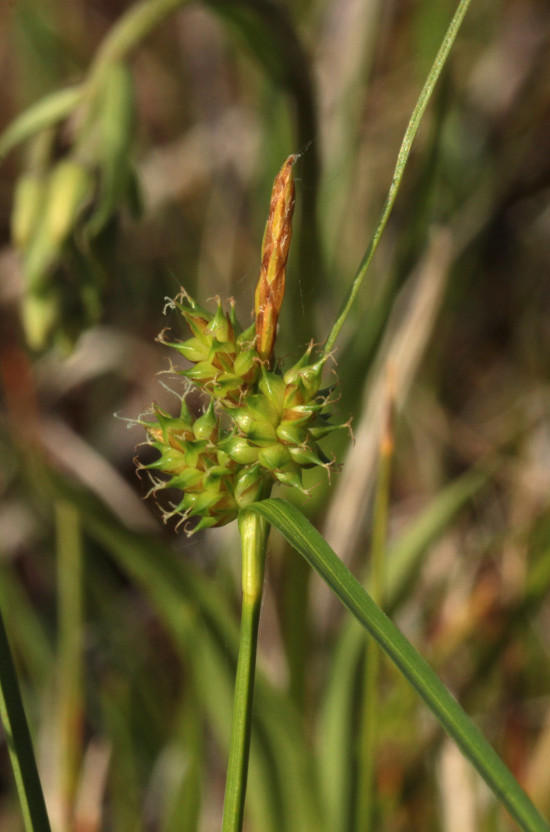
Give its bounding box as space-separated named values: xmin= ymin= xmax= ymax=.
xmin=135 ymin=155 xmax=347 ymax=534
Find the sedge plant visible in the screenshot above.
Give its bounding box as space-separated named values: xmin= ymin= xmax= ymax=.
xmin=135 ymin=154 xmax=348 ymax=830
xmin=1 ymin=0 xmax=550 ymax=831
xmin=132 ymin=2 xmax=549 ymax=828
xmin=136 ymin=149 xmax=548 ymax=832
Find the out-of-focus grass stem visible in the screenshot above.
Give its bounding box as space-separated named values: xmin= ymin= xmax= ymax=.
xmin=0 ymin=610 xmax=52 ymax=832
xmin=55 ymin=500 xmax=84 ymax=830
xmin=356 ymin=379 xmax=394 ymax=832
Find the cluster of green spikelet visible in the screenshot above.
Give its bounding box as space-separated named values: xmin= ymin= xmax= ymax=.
xmin=137 ymin=156 xmax=347 ymax=533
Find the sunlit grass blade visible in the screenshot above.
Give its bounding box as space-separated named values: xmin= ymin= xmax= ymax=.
xmin=0 ymin=608 xmax=52 ymax=832
xmin=249 ymin=498 xmax=549 ymax=832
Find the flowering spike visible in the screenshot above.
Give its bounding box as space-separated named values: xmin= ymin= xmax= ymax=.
xmin=135 ymin=156 xmax=351 ymax=535
xmin=254 ymin=155 xmax=297 ymax=364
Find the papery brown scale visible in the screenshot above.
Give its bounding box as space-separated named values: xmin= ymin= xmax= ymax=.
xmin=255 ymin=154 xmax=297 ymax=363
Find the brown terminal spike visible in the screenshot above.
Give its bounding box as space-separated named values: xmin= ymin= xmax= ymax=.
xmin=254 ymin=154 xmax=297 ymax=364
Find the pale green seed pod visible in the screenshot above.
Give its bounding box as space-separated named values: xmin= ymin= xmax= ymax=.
xmin=193 ymin=402 xmax=217 ymax=440
xmin=274 ymin=462 xmax=306 ymax=492
xmin=258 ymin=370 xmax=286 ymax=415
xmin=276 ymin=420 xmax=308 ymax=445
xmin=288 ymin=443 xmax=327 ymax=467
xmin=234 ymin=464 xmax=265 ymax=507
xmin=220 ymin=435 xmax=260 ymax=465
xmin=258 ymin=443 xmax=291 ymax=471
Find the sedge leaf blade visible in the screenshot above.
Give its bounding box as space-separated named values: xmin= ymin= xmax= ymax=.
xmin=248 ymin=497 xmax=549 ymax=832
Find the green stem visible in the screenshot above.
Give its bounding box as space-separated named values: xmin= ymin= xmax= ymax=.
xmin=221 ymin=509 xmax=269 ymax=832
xmin=0 ymin=610 xmax=52 ymax=832
xmin=55 ymin=501 xmax=84 ymax=828
xmin=356 ymin=403 xmax=394 ymax=832
xmin=324 ymin=0 xmax=472 ymax=354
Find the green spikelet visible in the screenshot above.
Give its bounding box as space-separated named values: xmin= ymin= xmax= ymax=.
xmin=138 ymin=402 xmax=239 ymax=532
xmin=158 ymin=291 xmax=259 ymax=405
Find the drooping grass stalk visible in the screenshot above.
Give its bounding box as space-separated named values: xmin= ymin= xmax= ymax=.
xmin=356 ymin=387 xmax=395 ymax=832
xmin=324 ymin=0 xmax=473 ymax=354
xmin=0 ymin=609 xmax=52 ymax=832
xmin=221 ymin=509 xmax=270 ymax=832
xmin=55 ymin=500 xmax=84 ymax=829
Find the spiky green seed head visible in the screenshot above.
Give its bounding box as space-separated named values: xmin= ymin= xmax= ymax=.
xmin=159 ymin=292 xmax=259 ymax=405
xmin=135 ymin=158 xmax=351 ymax=534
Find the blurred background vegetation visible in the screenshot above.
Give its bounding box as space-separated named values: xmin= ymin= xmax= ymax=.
xmin=1 ymin=0 xmax=550 ymax=830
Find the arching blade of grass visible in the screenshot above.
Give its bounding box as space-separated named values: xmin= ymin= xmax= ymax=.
xmin=325 ymin=0 xmax=473 ymax=353
xmin=249 ymin=498 xmax=549 ymax=832
xmin=0 ymin=87 xmax=83 ymax=161
xmin=0 ymin=609 xmax=52 ymax=832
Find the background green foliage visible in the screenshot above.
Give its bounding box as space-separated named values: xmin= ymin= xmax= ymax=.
xmin=1 ymin=0 xmax=550 ymax=830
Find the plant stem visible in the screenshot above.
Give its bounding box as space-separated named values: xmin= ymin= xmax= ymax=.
xmin=221 ymin=509 xmax=269 ymax=832
xmin=55 ymin=501 xmax=84 ymax=830
xmin=356 ymin=390 xmax=394 ymax=832
xmin=0 ymin=610 xmax=52 ymax=832
xmin=324 ymin=0 xmax=472 ymax=354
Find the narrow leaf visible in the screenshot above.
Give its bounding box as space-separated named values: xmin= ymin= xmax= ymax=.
xmin=249 ymin=498 xmax=549 ymax=832
xmin=0 ymin=610 xmax=52 ymax=832
xmin=0 ymin=87 xmax=83 ymax=161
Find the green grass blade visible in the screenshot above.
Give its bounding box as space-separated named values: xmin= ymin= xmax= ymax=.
xmin=0 ymin=609 xmax=52 ymax=832
xmin=317 ymin=620 xmax=362 ymax=829
xmin=55 ymin=500 xmax=84 ymax=820
xmin=248 ymin=498 xmax=549 ymax=832
xmin=324 ymin=0 xmax=472 ymax=353
xmin=0 ymin=86 xmax=83 ymax=161
xmin=0 ymin=564 xmax=53 ymax=686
